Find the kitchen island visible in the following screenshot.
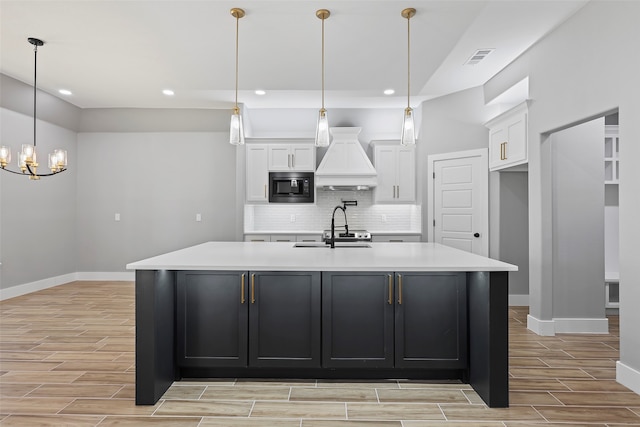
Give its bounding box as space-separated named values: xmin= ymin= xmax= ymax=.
xmin=127 ymin=241 xmax=517 ymax=407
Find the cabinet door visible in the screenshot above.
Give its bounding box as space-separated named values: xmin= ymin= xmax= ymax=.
xmin=374 ymin=146 xmax=397 ymax=203
xmin=322 ymin=272 xmax=394 ymax=368
xmin=489 ymin=127 xmax=507 ymax=170
xmin=268 ymin=144 xmax=292 ymax=171
xmin=396 ymin=146 xmax=416 ymax=202
xmin=505 ymin=114 xmax=527 ymax=167
xmin=395 ymin=272 xmax=467 ymax=368
xmin=176 ymin=271 xmax=248 ymax=367
xmin=291 ymin=145 xmax=315 ymax=171
xmin=249 ymin=272 xmax=321 ymax=367
xmin=246 ymin=145 xmax=269 ymax=202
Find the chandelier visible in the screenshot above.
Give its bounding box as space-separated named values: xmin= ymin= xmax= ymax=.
xmin=0 ymin=38 xmax=67 ymax=180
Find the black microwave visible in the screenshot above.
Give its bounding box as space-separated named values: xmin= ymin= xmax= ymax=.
xmin=269 ymin=172 xmax=314 ymax=203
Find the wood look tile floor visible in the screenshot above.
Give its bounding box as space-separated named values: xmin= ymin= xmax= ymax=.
xmin=1 ymin=281 xmax=640 ymax=426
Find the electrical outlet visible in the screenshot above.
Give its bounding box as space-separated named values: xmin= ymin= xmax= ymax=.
xmin=196 ymin=213 xmax=202 ymax=222
xmin=381 ymin=214 xmax=387 ymax=223
xmin=290 ymin=214 xmax=296 ymax=223
xmin=115 ymin=213 xmax=121 ymax=221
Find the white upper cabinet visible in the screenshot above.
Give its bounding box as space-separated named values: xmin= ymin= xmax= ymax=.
xmin=246 ymin=144 xmax=269 ymax=203
xmin=604 ymin=125 xmax=619 ymax=184
xmin=372 ymin=141 xmax=416 ymax=203
xmin=268 ymin=144 xmax=315 ymax=171
xmin=485 ymin=101 xmax=529 ymax=171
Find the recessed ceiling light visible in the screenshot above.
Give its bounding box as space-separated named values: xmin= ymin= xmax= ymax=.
xmin=58 ymin=89 xmax=72 ymax=96
xmin=162 ymin=89 xmax=175 ymax=96
xmin=255 ymin=90 xmax=266 ymax=95
xmin=384 ymin=89 xmax=395 ymax=95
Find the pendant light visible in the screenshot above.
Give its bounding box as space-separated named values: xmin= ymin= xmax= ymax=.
xmin=229 ymin=8 xmax=245 ymax=145
xmin=400 ymin=8 xmax=416 ymax=146
xmin=315 ymin=9 xmax=330 ymax=147
xmin=0 ymin=38 xmax=67 ymax=180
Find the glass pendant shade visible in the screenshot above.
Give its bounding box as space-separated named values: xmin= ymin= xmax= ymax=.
xmin=0 ymin=146 xmax=11 ymax=168
xmin=315 ymin=109 xmax=330 ymax=147
xmin=49 ymin=149 xmax=68 ymax=171
xmin=229 ymin=108 xmax=245 ymax=145
xmin=21 ymin=144 xmax=36 ymax=163
xmin=400 ymin=107 xmax=416 ymax=146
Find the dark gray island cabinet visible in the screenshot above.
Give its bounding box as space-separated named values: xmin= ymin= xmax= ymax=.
xmin=130 ymin=242 xmax=516 ymax=408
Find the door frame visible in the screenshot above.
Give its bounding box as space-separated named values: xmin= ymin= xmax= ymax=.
xmin=427 ymin=148 xmax=489 ymax=256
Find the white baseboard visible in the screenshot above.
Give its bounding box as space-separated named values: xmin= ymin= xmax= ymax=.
xmin=509 ymin=294 xmax=529 ymax=306
xmin=617 ymin=361 xmax=640 ymax=395
xmin=0 ymin=272 xmax=134 ymax=301
xmin=76 ymin=271 xmax=135 ymax=281
xmin=553 ymin=317 xmax=609 ymax=334
xmin=527 ymin=314 xmax=609 ymax=336
xmin=527 ymin=314 xmax=556 ymax=336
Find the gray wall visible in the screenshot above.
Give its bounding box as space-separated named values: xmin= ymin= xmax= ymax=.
xmin=0 ymin=108 xmax=78 ymax=289
xmin=485 ymin=0 xmax=640 ymax=379
xmin=499 ymin=172 xmax=529 ymax=296
xmin=551 ymin=118 xmax=605 ymax=319
xmin=76 ymin=131 xmax=238 ymax=271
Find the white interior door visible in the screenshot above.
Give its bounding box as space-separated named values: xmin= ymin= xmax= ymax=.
xmin=428 ymin=149 xmax=488 ymax=256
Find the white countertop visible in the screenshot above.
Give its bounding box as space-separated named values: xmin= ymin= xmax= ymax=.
xmin=126 ymin=241 xmax=517 ymax=272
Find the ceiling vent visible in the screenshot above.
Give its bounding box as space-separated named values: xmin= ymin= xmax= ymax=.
xmin=465 ymin=48 xmax=494 ymax=66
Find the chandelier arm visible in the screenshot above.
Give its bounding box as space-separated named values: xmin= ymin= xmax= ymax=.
xmin=0 ymin=165 xmax=67 ymax=177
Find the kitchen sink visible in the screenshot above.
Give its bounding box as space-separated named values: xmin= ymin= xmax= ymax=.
xmin=293 ymin=242 xmax=371 ymax=248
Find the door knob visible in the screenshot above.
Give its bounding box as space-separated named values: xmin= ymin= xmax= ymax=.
xmin=473 ymin=233 xmax=480 ymax=238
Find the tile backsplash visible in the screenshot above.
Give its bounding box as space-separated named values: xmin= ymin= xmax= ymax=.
xmin=245 ymin=190 xmax=421 ymax=233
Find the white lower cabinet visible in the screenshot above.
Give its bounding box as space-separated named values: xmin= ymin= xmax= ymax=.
xmin=244 ymin=234 xmax=322 ymax=243
xmin=372 ymin=234 xmax=421 ymax=242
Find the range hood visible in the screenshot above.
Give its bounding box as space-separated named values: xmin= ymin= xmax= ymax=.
xmin=315 ymin=127 xmax=377 ymax=190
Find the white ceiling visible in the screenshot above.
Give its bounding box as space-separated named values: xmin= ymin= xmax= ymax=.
xmin=1 ymin=0 xmax=588 ymax=111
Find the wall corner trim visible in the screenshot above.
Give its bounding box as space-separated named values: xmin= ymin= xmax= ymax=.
xmin=616 ymin=361 xmax=640 ymax=395
xmin=527 ymin=314 xmax=556 ymax=336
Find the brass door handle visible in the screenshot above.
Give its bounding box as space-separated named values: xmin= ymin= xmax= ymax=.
xmin=388 ymin=274 xmax=393 ymax=305
xmin=398 ymin=274 xmax=403 ymax=305
xmin=241 ymin=273 xmax=246 ymax=304
xmin=251 ymin=274 xmax=256 ymax=304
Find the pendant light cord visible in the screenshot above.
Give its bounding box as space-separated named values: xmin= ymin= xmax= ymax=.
xmin=235 ymin=13 xmax=239 ymax=109
xmin=406 ymin=12 xmax=411 ymax=110
xmin=33 ymin=42 xmax=38 ymax=147
xmin=321 ymin=15 xmax=325 ymax=110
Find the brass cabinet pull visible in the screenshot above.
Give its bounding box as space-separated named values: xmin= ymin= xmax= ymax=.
xmin=398 ymin=274 xmax=403 ymax=305
xmin=388 ymin=274 xmax=393 ymax=305
xmin=241 ymin=273 xmax=246 ymax=304
xmin=500 ymin=141 xmax=508 ymax=160
xmin=397 ymin=185 xmax=400 ymax=198
xmin=251 ymin=274 xmax=256 ymax=304
xmin=291 ymin=154 xmax=295 ymax=168
xmin=264 ymin=184 xmax=267 ymax=198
